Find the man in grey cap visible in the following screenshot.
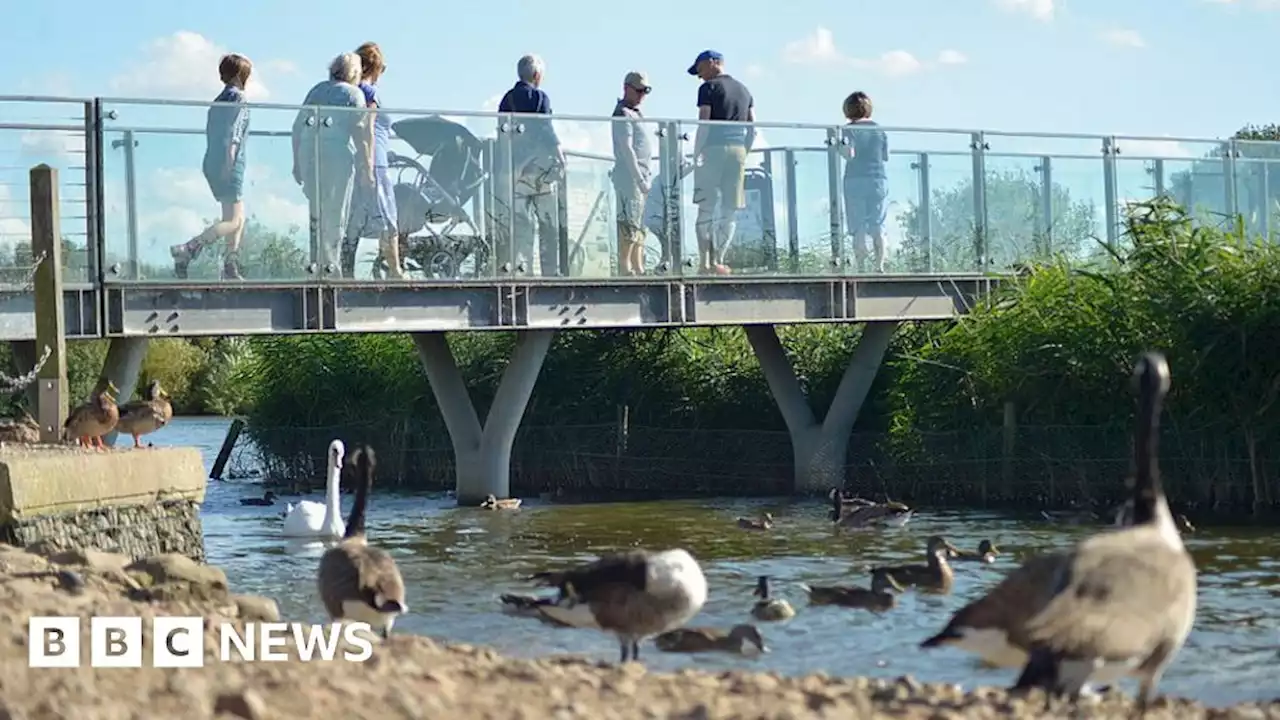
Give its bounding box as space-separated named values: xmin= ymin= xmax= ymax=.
xmin=610 ymin=71 xmax=654 ymax=276
xmin=688 ymin=49 xmax=754 ymax=275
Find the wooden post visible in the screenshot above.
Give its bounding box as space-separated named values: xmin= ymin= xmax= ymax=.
xmin=210 ymin=418 xmax=246 ymax=480
xmin=1001 ymin=400 xmax=1017 ymax=501
xmin=30 ymin=165 xmax=68 ymax=443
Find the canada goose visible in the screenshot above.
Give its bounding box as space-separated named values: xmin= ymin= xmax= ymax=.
xmin=654 ymin=624 xmax=767 ymax=654
xmin=870 ymin=535 xmax=955 ymax=593
xmin=317 ymin=446 xmax=408 ymax=639
xmin=63 ymin=377 xmax=119 ymax=450
xmin=921 ymin=352 xmax=1196 ymax=713
xmin=799 ymin=569 xmax=903 ymax=611
xmin=1114 ymin=500 xmax=1195 ymax=535
xmin=949 ymin=539 xmax=1000 ymax=563
xmin=240 ymin=491 xmax=277 ymax=507
xmin=114 ymin=379 xmax=173 ymax=448
xmin=528 ymin=548 xmax=708 ymax=663
xmin=737 ymin=512 xmax=773 ymax=530
xmin=499 ymin=593 xmax=572 ymax=626
xmin=829 ymin=490 xmax=913 ymax=528
xmin=283 ymin=440 xmax=346 ymax=539
xmin=480 ymin=494 xmax=522 ymax=510
xmin=750 ymin=575 xmax=795 ymax=621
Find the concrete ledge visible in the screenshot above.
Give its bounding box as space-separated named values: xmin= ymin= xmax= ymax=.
xmin=0 ymin=446 xmax=206 ymax=522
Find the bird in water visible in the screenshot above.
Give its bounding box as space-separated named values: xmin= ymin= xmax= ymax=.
xmin=799 ymin=569 xmax=904 ymax=611
xmin=240 ymin=491 xmax=277 ymax=507
xmin=654 ymin=624 xmax=768 ymax=655
xmin=750 ymin=575 xmax=795 ymax=621
xmin=736 ymin=512 xmax=773 ymax=530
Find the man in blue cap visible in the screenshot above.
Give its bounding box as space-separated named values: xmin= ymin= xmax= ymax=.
xmin=688 ymin=49 xmax=755 ymax=275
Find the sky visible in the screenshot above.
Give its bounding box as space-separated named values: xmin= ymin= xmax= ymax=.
xmin=1 ymin=0 xmax=1277 ymax=276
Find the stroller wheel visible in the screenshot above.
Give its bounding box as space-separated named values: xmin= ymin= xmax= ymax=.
xmin=425 ymin=251 xmax=456 ymax=279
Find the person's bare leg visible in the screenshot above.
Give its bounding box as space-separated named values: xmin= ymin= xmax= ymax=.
xmin=627 ymin=230 xmax=645 ymax=275
xmin=380 ymin=231 xmax=405 ymax=279
xmin=871 ymin=229 xmax=886 ymax=273
xmin=695 ymin=201 xmax=716 ymax=273
xmin=221 ymin=201 xmax=244 ymax=280
xmin=852 ymin=230 xmax=869 ymax=273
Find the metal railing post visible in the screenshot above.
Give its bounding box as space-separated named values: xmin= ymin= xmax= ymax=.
xmin=784 ymin=149 xmax=800 ymax=272
xmin=1035 ymin=155 xmax=1052 ymax=256
xmin=969 ymin=131 xmax=988 ymax=270
xmin=827 ymin=126 xmax=844 ymax=271
xmin=1102 ymin=136 xmax=1119 ymax=251
xmin=912 ymin=152 xmax=932 ymax=272
xmin=1223 ymin=139 xmax=1238 ymax=221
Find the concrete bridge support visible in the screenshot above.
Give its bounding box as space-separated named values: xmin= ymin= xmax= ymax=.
xmin=745 ymin=321 xmax=898 ymax=494
xmin=412 ymin=330 xmax=554 ymax=505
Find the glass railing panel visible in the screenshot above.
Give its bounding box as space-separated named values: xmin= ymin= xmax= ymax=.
xmin=1114 ymin=136 xmax=1229 ymax=231
xmin=673 ymin=119 xmax=834 ymax=277
xmin=100 ymin=99 xmax=314 ymax=282
xmin=986 ymin=133 xmax=1110 ymax=267
xmin=0 ymin=97 xmax=93 ymax=285
xmin=882 ymin=130 xmax=981 ymax=273
xmin=837 ymin=125 xmax=929 ymax=275
xmin=1232 ymin=139 xmax=1280 ymax=242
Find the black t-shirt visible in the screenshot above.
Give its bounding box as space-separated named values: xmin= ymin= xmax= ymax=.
xmin=696 ymin=74 xmax=753 ymax=146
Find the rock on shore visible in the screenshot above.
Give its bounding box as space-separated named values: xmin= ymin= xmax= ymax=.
xmin=0 ymin=543 xmax=1275 ymax=720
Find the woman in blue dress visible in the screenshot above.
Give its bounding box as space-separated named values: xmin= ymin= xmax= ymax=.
xmin=340 ymin=42 xmax=404 ymax=279
xmin=172 ymin=53 xmax=252 ymax=280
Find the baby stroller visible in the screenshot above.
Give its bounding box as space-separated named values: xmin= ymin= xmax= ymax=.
xmin=383 ymin=116 xmax=489 ymax=279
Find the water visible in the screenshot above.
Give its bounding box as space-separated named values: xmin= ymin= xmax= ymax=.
xmin=164 ymin=417 xmax=1277 ymax=708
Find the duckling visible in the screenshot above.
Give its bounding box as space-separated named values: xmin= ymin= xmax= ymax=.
xmin=480 ymin=494 xmax=522 ymax=510
xmin=63 ymin=377 xmax=119 ymax=450
xmin=114 ymin=379 xmax=173 ymax=449
xmin=240 ymin=491 xmax=277 ymax=507
xmin=871 ymin=535 xmax=955 ymax=593
xmin=800 ymin=569 xmax=904 ymax=611
xmin=654 ymin=624 xmax=768 ymax=655
xmin=737 ymin=512 xmax=773 ymax=530
xmin=750 ymin=575 xmax=795 ymax=621
xmin=949 ymin=539 xmax=1000 ymax=563
xmin=317 ymin=446 xmax=408 ymax=638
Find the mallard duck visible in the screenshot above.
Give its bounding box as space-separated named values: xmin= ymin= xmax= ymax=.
xmin=737 ymin=512 xmax=773 ymax=530
xmin=654 ymin=624 xmax=767 ymax=654
xmin=63 ymin=377 xmax=119 ymax=450
xmin=0 ymin=409 xmax=39 ymax=444
xmin=750 ymin=575 xmax=795 ymax=621
xmin=800 ymin=569 xmax=904 ymax=611
xmin=480 ymin=494 xmax=522 ymax=510
xmin=240 ymin=491 xmax=277 ymax=507
xmin=114 ymin=379 xmax=173 ymax=449
xmin=871 ymin=535 xmax=955 ymax=593
xmin=950 ymin=539 xmax=1000 ymax=563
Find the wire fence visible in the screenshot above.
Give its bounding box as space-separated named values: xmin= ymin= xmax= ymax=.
xmin=223 ymin=419 xmax=1278 ymax=511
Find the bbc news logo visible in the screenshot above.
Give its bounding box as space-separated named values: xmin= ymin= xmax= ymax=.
xmin=28 ymin=616 xmax=375 ymax=667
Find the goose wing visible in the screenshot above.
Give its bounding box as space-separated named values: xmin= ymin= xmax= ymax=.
xmin=924 ymin=551 xmax=1068 ymax=647
xmin=1021 ymin=532 xmax=1196 ymax=663
xmin=318 ymin=543 xmax=407 ymax=618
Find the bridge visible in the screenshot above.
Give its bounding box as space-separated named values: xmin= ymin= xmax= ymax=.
xmin=1 ymin=95 xmax=1267 ymax=502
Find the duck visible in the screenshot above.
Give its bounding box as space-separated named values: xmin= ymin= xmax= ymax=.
xmin=799 ymin=569 xmax=904 ymax=611
xmin=870 ymin=535 xmax=956 ymax=593
xmin=654 ymin=624 xmax=767 ymax=655
xmin=528 ymin=548 xmax=708 ymax=663
xmin=480 ymin=494 xmax=522 ymax=510
xmin=921 ymin=352 xmax=1197 ymax=713
xmin=737 ymin=512 xmax=773 ymax=530
xmin=282 ymin=440 xmax=346 ymax=539
xmin=750 ymin=575 xmax=795 ymax=621
xmin=828 ymin=489 xmax=913 ymax=529
xmin=114 ymin=379 xmax=173 ymax=449
xmin=0 ymin=409 xmax=39 ymax=444
xmin=240 ymin=491 xmax=277 ymax=507
xmin=63 ymin=376 xmax=119 ymax=450
xmin=949 ymin=539 xmax=1000 ymax=564
xmin=317 ymin=445 xmax=408 ymax=638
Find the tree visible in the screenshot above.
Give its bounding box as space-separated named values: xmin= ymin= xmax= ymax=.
xmin=893 ymin=168 xmax=1098 ymax=274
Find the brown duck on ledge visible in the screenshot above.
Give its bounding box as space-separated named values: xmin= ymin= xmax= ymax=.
xmin=480 ymin=494 xmax=521 ymax=510
xmin=63 ymin=377 xmax=119 ymax=450
xmin=115 ymin=379 xmax=173 ymax=449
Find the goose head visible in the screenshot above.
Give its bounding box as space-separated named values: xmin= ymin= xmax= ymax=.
xmin=977 ymin=539 xmax=998 ymax=556
xmin=728 ymin=624 xmax=768 ymax=653
xmin=753 ymin=575 xmax=772 ymax=599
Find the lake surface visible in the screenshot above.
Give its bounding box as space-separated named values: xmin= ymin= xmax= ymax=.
xmin=162 ymin=416 xmax=1278 ymax=708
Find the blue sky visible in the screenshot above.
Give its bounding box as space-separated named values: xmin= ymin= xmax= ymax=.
xmin=2 ymin=0 xmax=1276 ymax=276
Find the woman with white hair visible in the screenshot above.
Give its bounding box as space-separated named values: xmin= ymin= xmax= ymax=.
xmin=291 ymin=52 xmax=370 ymax=276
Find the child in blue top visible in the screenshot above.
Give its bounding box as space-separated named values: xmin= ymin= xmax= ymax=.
xmin=172 ymin=53 xmax=253 ymax=280
xmin=840 ymin=91 xmax=889 ymax=273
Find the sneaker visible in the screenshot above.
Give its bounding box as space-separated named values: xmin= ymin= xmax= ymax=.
xmin=221 ymin=254 xmax=244 ymax=281
xmin=170 ymin=243 xmax=201 ymax=279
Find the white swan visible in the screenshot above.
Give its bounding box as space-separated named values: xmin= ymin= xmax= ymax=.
xmin=282 ymin=439 xmax=346 ymax=539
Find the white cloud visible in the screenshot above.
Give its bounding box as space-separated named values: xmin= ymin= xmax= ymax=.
xmin=18 ymin=129 xmax=84 ymax=167
xmin=110 ymin=31 xmax=273 ymax=101
xmin=744 ymin=64 xmax=768 ymax=79
xmin=781 ymin=28 xmax=961 ymax=77
xmin=994 ymin=0 xmax=1056 ymax=21
xmin=1100 ymin=28 xmax=1146 ymax=48
xmin=0 ymin=184 xmax=31 ymax=254
xmin=481 ymin=94 xmax=504 ymax=113
xmin=1114 ymin=138 xmax=1196 ymax=159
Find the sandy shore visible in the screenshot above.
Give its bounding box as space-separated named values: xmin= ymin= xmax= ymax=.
xmin=0 ymin=543 xmax=1275 ymax=720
